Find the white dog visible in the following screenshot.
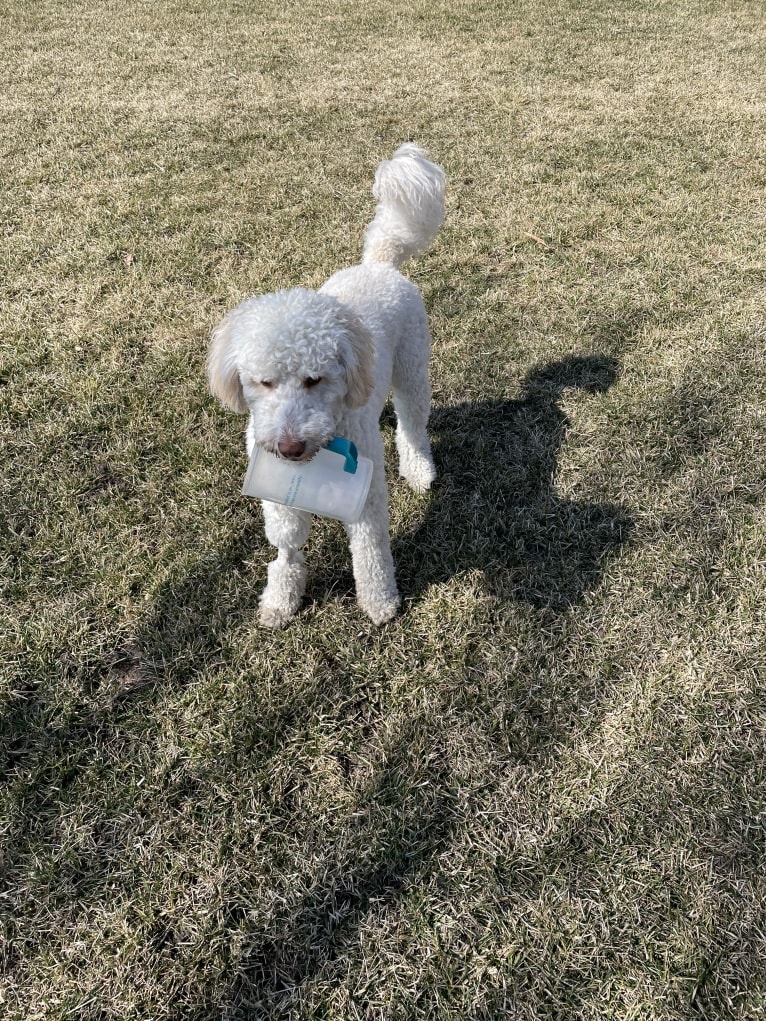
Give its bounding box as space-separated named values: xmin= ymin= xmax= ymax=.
xmin=208 ymin=144 xmax=446 ymax=627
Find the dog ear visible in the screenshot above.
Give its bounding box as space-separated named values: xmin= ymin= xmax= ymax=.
xmin=339 ymin=311 xmax=376 ymax=408
xmin=207 ymin=311 xmax=248 ymax=413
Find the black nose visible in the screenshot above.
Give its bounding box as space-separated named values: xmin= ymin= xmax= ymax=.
xmin=277 ymin=438 xmax=307 ymax=460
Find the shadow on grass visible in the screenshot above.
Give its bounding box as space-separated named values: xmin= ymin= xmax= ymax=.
xmin=395 ymin=354 xmax=633 ymax=609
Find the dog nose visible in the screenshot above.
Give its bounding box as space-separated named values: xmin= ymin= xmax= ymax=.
xmin=277 ymin=437 xmax=307 ymax=460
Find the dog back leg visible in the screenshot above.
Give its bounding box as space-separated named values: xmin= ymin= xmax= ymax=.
xmin=392 ymin=306 xmax=436 ymax=493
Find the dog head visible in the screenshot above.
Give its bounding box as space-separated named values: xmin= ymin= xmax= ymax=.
xmin=208 ymin=288 xmax=375 ymax=460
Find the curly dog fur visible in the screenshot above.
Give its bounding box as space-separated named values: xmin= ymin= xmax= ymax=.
xmin=208 ymin=144 xmax=446 ymax=627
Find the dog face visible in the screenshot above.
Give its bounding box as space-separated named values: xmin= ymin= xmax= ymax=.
xmin=208 ymin=288 xmax=375 ymax=461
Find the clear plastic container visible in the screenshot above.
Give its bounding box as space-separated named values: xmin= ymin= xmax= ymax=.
xmin=242 ymin=437 xmax=373 ymax=524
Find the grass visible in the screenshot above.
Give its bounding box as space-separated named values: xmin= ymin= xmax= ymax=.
xmin=2 ymin=0 xmax=766 ymax=1017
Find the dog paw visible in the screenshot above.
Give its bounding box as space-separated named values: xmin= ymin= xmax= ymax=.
xmin=259 ymin=603 xmax=296 ymax=629
xmin=400 ymin=456 xmax=436 ymax=493
xmin=360 ymin=594 xmax=401 ymax=625
xmin=404 ymin=471 xmax=435 ymax=494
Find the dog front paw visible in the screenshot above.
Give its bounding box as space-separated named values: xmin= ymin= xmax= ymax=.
xmin=259 ymin=601 xmax=297 ymax=629
xmin=258 ymin=548 xmax=306 ymax=628
xmin=359 ymin=593 xmax=401 ymax=625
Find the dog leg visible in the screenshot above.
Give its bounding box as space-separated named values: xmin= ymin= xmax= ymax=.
xmin=345 ymin=474 xmax=400 ymax=624
xmin=393 ymin=399 xmax=436 ymax=493
xmin=392 ymin=318 xmax=436 ymax=493
xmin=259 ymin=503 xmax=312 ymax=628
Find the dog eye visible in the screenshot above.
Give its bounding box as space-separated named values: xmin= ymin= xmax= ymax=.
xmin=304 ymin=377 xmax=322 ymax=389
xmin=260 ymin=380 xmax=275 ymax=389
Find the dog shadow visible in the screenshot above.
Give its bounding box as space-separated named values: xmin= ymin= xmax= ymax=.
xmin=393 ymin=354 xmax=633 ymax=609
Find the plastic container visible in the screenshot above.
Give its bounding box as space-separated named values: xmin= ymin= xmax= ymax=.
xmin=242 ymin=436 xmax=373 ymax=524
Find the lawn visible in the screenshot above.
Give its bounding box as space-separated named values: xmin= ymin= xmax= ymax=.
xmin=2 ymin=0 xmax=766 ymax=1018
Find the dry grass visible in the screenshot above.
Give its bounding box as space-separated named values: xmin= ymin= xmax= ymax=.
xmin=2 ymin=1 xmax=766 ymax=1018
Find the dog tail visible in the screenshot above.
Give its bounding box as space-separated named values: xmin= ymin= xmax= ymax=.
xmin=362 ymin=144 xmax=446 ymax=269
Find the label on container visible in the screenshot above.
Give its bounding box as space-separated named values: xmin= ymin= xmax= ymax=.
xmin=284 ymin=473 xmax=303 ymax=507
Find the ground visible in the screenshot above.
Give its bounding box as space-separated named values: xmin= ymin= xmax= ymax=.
xmin=2 ymin=1 xmax=766 ymax=1018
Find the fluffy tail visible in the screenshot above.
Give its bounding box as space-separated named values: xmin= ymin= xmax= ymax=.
xmin=362 ymin=144 xmax=446 ymax=269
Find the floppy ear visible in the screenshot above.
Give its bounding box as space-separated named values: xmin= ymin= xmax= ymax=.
xmin=207 ymin=311 xmax=247 ymax=413
xmin=339 ymin=310 xmax=375 ymax=408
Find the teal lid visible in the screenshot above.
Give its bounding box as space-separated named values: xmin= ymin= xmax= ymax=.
xmin=324 ymin=436 xmax=358 ymax=474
